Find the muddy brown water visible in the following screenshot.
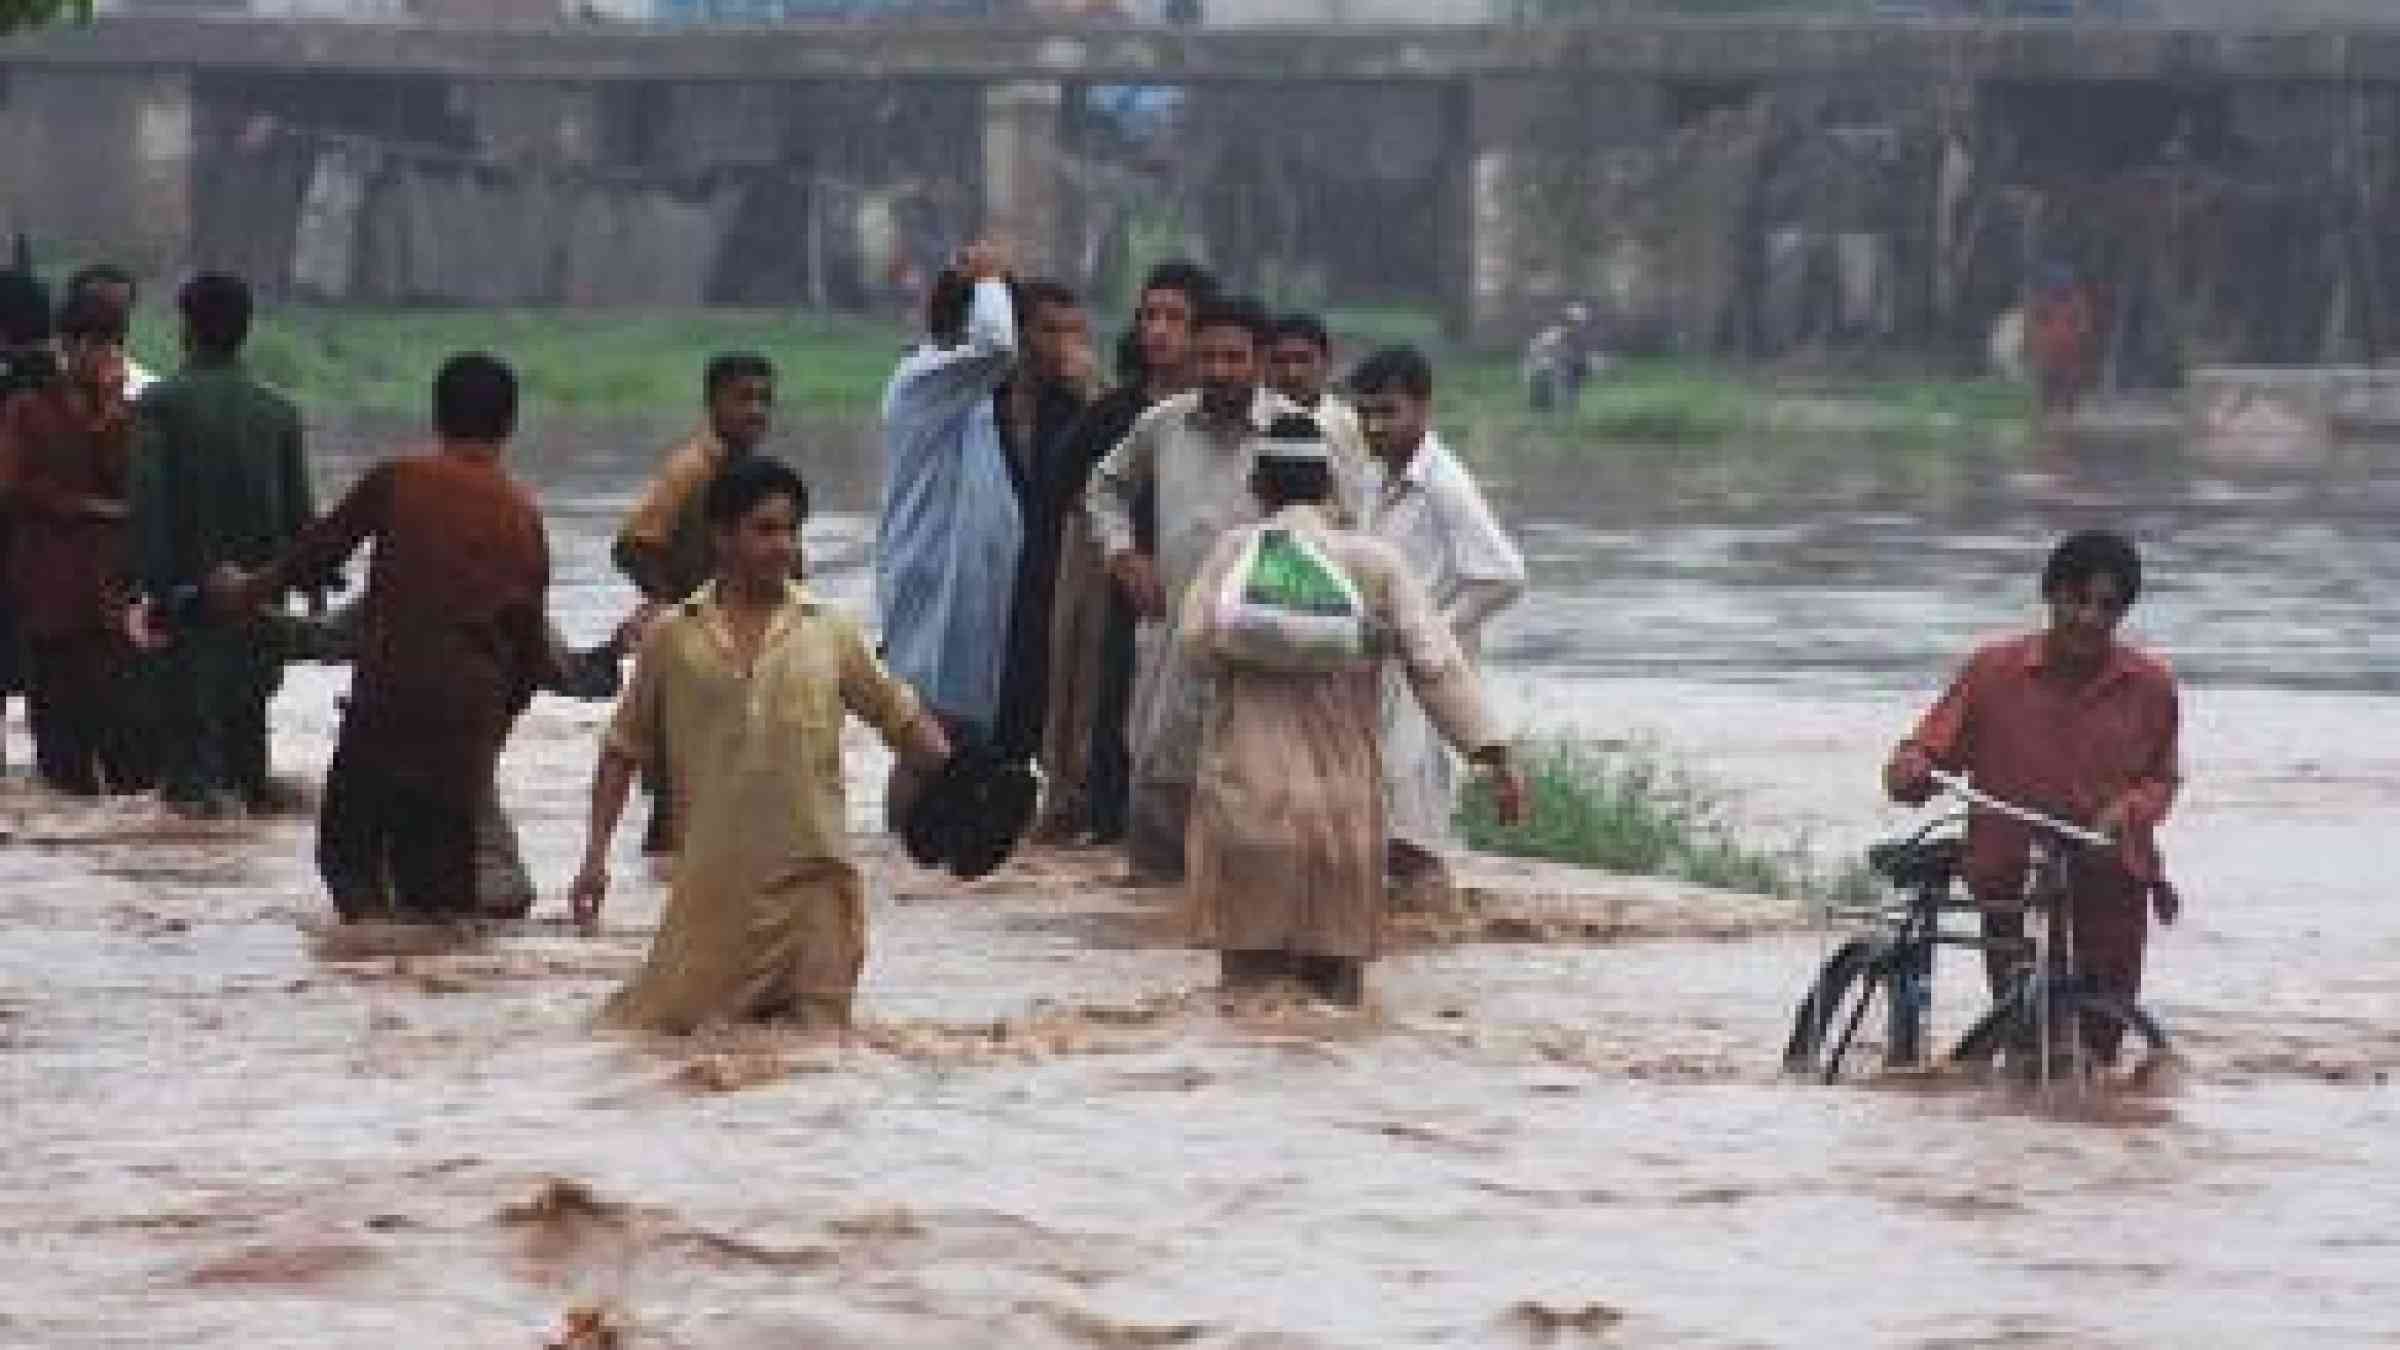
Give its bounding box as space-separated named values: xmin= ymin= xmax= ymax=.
xmin=2 ymin=415 xmax=2395 ymax=1347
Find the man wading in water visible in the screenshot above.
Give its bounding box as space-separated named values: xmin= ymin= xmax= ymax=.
xmin=573 ymin=457 xmax=952 ymax=1033
xmin=134 ymin=273 xmax=321 ymax=817
xmin=613 ymin=352 xmax=779 ymax=855
xmin=217 ymin=354 xmax=553 ymax=922
xmin=876 ymin=240 xmax=1023 ymax=830
xmin=1036 ymin=259 xmax=1216 ymax=845
xmin=1352 ymin=344 xmax=1527 ymax=906
xmin=1885 ymin=530 xmax=2182 ymax=1064
xmin=1179 ymin=415 xmax=1525 ymax=1005
xmin=1086 ymin=296 xmax=1334 ymax=883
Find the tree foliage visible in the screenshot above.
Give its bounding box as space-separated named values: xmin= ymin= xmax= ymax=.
xmin=0 ymin=0 xmax=93 ymax=39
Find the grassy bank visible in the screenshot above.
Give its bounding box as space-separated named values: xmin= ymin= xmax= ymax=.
xmin=1456 ymin=737 xmax=1879 ymax=907
xmin=1324 ymin=304 xmax=2030 ymax=446
xmin=109 ymin=297 xmax=2030 ymax=444
xmin=124 ymin=304 xmax=914 ymax=419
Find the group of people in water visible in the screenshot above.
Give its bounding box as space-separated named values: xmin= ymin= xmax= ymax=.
xmin=0 ymin=244 xmax=2183 ymax=1057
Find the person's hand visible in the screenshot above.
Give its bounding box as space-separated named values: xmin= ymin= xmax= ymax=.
xmin=1491 ymin=763 xmax=1529 ymax=827
xmin=1472 ymin=747 xmax=1528 ymax=827
xmin=611 ymin=601 xmax=665 ymax=654
xmin=1885 ymin=744 xmax=1937 ymax=806
xmin=2093 ymin=794 xmax=2134 ymax=840
xmin=956 ymin=239 xmax=1011 ymax=283
xmin=568 ymin=856 xmax=609 ymax=934
xmin=1107 ymin=551 xmax=1167 ymax=619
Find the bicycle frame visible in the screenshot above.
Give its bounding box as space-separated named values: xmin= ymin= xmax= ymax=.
xmin=1930 ymin=770 xmax=2116 ymax=1091
xmin=1792 ymin=773 xmax=2166 ymax=1085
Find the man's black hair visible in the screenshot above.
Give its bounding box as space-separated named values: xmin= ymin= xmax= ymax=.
xmin=432 ymin=352 xmax=518 ymax=443
xmin=1019 ymin=278 xmax=1080 ymax=317
xmin=67 ymin=263 xmax=136 ymax=303
xmin=1139 ymin=259 xmax=1216 ymax=305
xmin=1349 ymin=343 xmax=1435 ymax=401
xmin=704 ymin=351 xmax=774 ymax=398
xmin=1193 ymin=294 xmax=1271 ymax=348
xmin=705 ymin=454 xmax=810 ymax=529
xmin=1249 ymin=412 xmax=1332 ymax=508
xmin=2040 ymin=530 xmax=2142 ymax=607
xmin=57 ymin=290 xmax=127 ymax=342
xmin=1269 ymin=312 xmax=1330 ymax=354
xmin=0 ymin=270 xmax=54 ymax=348
xmin=177 ymin=272 xmax=253 ymax=356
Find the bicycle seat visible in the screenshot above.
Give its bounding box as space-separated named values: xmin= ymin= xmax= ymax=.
xmin=1867 ymin=835 xmax=1962 ymax=891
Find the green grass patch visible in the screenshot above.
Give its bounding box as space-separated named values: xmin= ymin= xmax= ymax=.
xmin=91 ymin=288 xmax=2025 ymax=449
xmin=1457 ymin=737 xmax=1880 ymax=906
xmin=121 ymin=303 xmax=912 ymax=419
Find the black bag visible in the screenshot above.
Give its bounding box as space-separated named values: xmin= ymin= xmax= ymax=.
xmin=901 ymin=742 xmax=1039 ymax=881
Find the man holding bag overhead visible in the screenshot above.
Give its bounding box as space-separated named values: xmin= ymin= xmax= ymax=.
xmin=1177 ymin=415 xmax=1525 ymax=1006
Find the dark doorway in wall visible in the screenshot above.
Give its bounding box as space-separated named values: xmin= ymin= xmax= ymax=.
xmin=1987 ymin=80 xmax=2230 ymax=174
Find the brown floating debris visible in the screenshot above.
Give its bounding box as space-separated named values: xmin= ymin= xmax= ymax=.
xmin=674 ymin=1049 xmax=797 ymax=1093
xmin=1037 ymin=1302 xmax=1208 ymax=1347
xmin=499 ymin=1179 xmax=625 ymax=1228
xmin=1507 ymin=1299 xmax=1627 ymax=1340
xmin=543 ymin=1303 xmax=627 ymax=1350
xmin=186 ymin=1241 xmax=379 ymax=1287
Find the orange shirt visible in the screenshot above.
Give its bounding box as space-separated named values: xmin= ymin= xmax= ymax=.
xmin=1899 ymin=632 xmax=2180 ymax=904
xmin=274 ymin=452 xmax=550 ymax=797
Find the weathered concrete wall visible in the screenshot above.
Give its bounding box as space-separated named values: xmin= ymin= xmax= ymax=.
xmin=0 ymin=68 xmax=192 ymax=276
xmin=150 ymin=73 xmax=987 ymax=306
xmin=6 ymin=17 xmax=2398 ymax=371
xmin=983 ymin=81 xmax=1068 ymax=277
xmin=1450 ymin=60 xmax=2400 ymax=377
xmin=1179 ymin=82 xmax=1453 ymax=307
xmin=25 ymin=17 xmax=2400 ymax=85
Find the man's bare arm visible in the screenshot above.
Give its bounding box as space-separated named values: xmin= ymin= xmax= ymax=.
xmin=568 ymin=749 xmax=640 ymax=932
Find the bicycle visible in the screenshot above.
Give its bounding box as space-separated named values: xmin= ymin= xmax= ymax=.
xmin=1783 ymin=771 xmax=2171 ymax=1085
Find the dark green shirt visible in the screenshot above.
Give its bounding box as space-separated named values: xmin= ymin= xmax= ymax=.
xmin=131 ymin=355 xmax=313 ymax=595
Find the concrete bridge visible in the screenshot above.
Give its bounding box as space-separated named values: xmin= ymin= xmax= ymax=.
xmin=6 ymin=15 xmax=2400 ymax=357
xmin=13 ymin=16 xmax=2400 ymax=82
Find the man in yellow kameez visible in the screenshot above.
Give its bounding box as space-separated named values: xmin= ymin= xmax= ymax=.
xmin=1179 ymin=417 xmax=1525 ymax=1006
xmin=569 ymin=457 xmax=951 ymax=1033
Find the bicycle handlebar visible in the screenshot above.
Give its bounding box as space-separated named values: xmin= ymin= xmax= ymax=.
xmin=1928 ymin=770 xmax=2112 ymax=848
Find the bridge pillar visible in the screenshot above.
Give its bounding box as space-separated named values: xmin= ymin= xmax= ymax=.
xmin=1453 ymin=75 xmax=1576 ymax=351
xmin=0 ymin=69 xmax=193 ymax=279
xmin=982 ymin=80 xmax=1072 ymax=279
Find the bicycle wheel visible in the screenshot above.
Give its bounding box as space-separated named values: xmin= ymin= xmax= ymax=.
xmin=2069 ymin=994 xmax=2173 ymax=1078
xmin=1951 ymin=991 xmax=2172 ymax=1080
xmin=1783 ymin=939 xmax=1883 ymax=1081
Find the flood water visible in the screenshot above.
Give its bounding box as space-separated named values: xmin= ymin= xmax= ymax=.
xmin=3 ymin=412 xmax=2395 ymax=1348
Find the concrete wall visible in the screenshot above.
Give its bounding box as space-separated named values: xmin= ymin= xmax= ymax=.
xmin=0 ymin=69 xmax=192 ymax=277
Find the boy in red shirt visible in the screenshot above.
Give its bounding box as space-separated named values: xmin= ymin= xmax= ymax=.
xmin=1885 ymin=531 xmax=2181 ymax=1062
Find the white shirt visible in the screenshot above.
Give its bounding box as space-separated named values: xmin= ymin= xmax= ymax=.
xmin=1365 ymin=430 xmax=1526 ymax=855
xmin=1365 ymin=430 xmax=1526 ymax=649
